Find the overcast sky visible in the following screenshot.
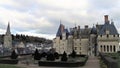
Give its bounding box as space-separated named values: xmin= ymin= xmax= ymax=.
xmin=0 ymin=0 xmax=120 ymax=39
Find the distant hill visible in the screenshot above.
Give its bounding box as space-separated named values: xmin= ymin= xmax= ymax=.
xmin=0 ymin=34 xmax=52 ymax=44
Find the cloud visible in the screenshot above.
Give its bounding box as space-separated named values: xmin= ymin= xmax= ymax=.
xmin=36 ymin=0 xmax=89 ymax=10
xmin=0 ymin=0 xmax=120 ymax=39
xmin=89 ymin=0 xmax=120 ymax=9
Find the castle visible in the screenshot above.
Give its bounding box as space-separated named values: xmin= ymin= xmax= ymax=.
xmin=53 ymin=15 xmax=120 ymax=56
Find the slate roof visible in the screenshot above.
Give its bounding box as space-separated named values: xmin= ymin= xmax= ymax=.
xmin=80 ymin=28 xmax=91 ymax=38
xmin=90 ymin=26 xmax=97 ymax=34
xmin=56 ymin=24 xmax=63 ymax=36
xmin=98 ymin=22 xmax=118 ymax=35
xmin=56 ymin=24 xmax=70 ymax=37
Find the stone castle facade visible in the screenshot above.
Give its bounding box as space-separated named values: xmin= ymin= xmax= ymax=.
xmin=53 ymin=15 xmax=120 ymax=56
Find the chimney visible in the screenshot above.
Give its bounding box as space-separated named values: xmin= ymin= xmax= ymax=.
xmin=104 ymin=15 xmax=109 ymax=23
xmin=75 ymin=27 xmax=77 ymax=29
xmin=78 ymin=25 xmax=80 ymax=30
xmin=85 ymin=25 xmax=88 ymax=29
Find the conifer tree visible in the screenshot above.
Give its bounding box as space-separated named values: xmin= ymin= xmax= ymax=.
xmin=11 ymin=50 xmax=18 ymax=59
xmin=70 ymin=50 xmax=76 ymax=58
xmin=34 ymin=49 xmax=41 ymax=60
xmin=61 ymin=51 xmax=68 ymax=61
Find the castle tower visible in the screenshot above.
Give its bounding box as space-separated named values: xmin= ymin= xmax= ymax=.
xmin=4 ymin=22 xmax=12 ymax=49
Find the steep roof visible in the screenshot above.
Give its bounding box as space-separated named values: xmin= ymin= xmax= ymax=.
xmin=99 ymin=22 xmax=118 ymax=35
xmin=56 ymin=24 xmax=63 ymax=36
xmin=80 ymin=28 xmax=91 ymax=38
xmin=90 ymin=26 xmax=97 ymax=34
xmin=6 ymin=22 xmax=11 ymax=35
xmin=56 ymin=24 xmax=69 ymax=37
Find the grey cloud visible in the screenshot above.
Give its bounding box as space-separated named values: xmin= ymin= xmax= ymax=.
xmin=89 ymin=0 xmax=120 ymax=9
xmin=0 ymin=0 xmax=120 ymax=39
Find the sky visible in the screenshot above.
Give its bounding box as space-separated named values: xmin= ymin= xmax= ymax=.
xmin=0 ymin=0 xmax=120 ymax=39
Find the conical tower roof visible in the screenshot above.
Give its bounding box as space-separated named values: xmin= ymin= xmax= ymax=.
xmin=6 ymin=22 xmax=11 ymax=35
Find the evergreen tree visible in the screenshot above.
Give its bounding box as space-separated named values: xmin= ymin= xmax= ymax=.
xmin=54 ymin=52 xmax=59 ymax=59
xmin=61 ymin=51 xmax=68 ymax=61
xmin=34 ymin=49 xmax=41 ymax=60
xmin=41 ymin=52 xmax=47 ymax=58
xmin=70 ymin=50 xmax=76 ymax=58
xmin=46 ymin=53 xmax=55 ymax=61
xmin=11 ymin=50 xmax=18 ymax=59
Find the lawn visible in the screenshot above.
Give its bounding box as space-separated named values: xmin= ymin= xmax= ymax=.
xmin=0 ymin=64 xmax=22 ymax=68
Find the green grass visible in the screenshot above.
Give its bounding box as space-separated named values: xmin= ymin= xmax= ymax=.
xmin=99 ymin=60 xmax=107 ymax=68
xmin=0 ymin=64 xmax=22 ymax=68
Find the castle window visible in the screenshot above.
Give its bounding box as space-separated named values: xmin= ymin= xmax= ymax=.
xmin=113 ymin=35 xmax=115 ymax=37
xmin=104 ymin=45 xmax=106 ymax=52
xmin=80 ymin=43 xmax=81 ymax=45
xmin=74 ymin=47 xmax=77 ymax=50
xmin=100 ymin=45 xmax=102 ymax=52
xmin=110 ymin=45 xmax=112 ymax=52
xmin=107 ymin=34 xmax=109 ymax=38
xmin=113 ymin=45 xmax=116 ymax=52
xmin=60 ymin=35 xmax=62 ymax=39
xmin=107 ymin=45 xmax=109 ymax=52
xmin=100 ymin=35 xmax=102 ymax=37
xmin=118 ymin=34 xmax=119 ymax=37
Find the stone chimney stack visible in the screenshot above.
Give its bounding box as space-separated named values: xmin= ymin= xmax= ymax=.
xmin=85 ymin=25 xmax=88 ymax=29
xmin=78 ymin=26 xmax=80 ymax=30
xmin=104 ymin=15 xmax=109 ymax=24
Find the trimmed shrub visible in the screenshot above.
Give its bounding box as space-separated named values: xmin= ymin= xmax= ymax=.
xmin=34 ymin=49 xmax=41 ymax=60
xmin=10 ymin=50 xmax=18 ymax=59
xmin=41 ymin=52 xmax=47 ymax=58
xmin=70 ymin=50 xmax=76 ymax=58
xmin=54 ymin=52 xmax=59 ymax=59
xmin=46 ymin=53 xmax=55 ymax=61
xmin=61 ymin=51 xmax=68 ymax=61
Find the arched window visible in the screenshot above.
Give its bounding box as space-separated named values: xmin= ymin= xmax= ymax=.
xmin=107 ymin=45 xmax=109 ymax=52
xmin=104 ymin=45 xmax=106 ymax=52
xmin=110 ymin=45 xmax=112 ymax=52
xmin=100 ymin=45 xmax=102 ymax=52
xmin=113 ymin=45 xmax=116 ymax=52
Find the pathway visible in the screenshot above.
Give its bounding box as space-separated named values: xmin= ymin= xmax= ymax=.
xmin=80 ymin=56 xmax=100 ymax=68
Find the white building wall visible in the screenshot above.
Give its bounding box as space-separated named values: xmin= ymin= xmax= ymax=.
xmin=4 ymin=35 xmax=12 ymax=49
xmin=53 ymin=37 xmax=60 ymax=53
xmin=97 ymin=35 xmax=119 ymax=53
xmin=73 ymin=39 xmax=81 ymax=54
xmin=80 ymin=39 xmax=89 ymax=55
xmin=67 ymin=35 xmax=73 ymax=54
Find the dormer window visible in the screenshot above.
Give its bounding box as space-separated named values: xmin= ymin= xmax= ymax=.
xmin=113 ymin=35 xmax=115 ymax=37
xmin=107 ymin=34 xmax=109 ymax=38
xmin=100 ymin=35 xmax=102 ymax=37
